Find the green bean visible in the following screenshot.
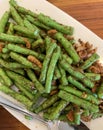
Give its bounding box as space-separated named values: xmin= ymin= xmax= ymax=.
xmin=9 ymin=0 xmax=18 ymax=8
xmin=59 ymin=59 xmax=94 ymax=88
xmin=7 ymin=22 xmax=14 ymax=35
xmin=26 ymin=15 xmax=51 ymax=30
xmin=82 ymin=110 xmax=90 ymax=117
xmin=34 ymin=94 xmax=59 ymax=113
xmin=0 ymin=11 xmax=10 ymax=33
xmin=31 ymin=39 xmax=44 ymax=49
xmin=0 ymin=58 xmax=28 ymax=69
xmin=38 ymin=13 xmax=73 ymax=35
xmin=15 ymin=82 xmax=34 ymax=100
xmin=23 ymin=18 xmax=40 ymax=38
xmin=62 ymin=53 xmax=73 ymax=64
xmin=24 ymin=18 xmax=36 ymax=30
xmin=45 ymin=36 xmax=53 ymax=51
xmin=10 ymin=5 xmax=24 ymax=26
xmin=0 ymin=33 xmax=26 ymax=44
xmin=97 ymin=83 xmax=103 ymax=99
xmin=43 ymin=113 xmax=50 ymax=119
xmin=54 ymin=32 xmax=80 ymax=64
xmin=74 ymin=110 xmax=81 ymax=125
xmin=1 ymin=53 xmax=10 ymax=59
xmin=81 ymin=53 xmax=100 ymax=70
xmin=26 ymin=69 xmax=44 ymax=93
xmin=39 ymin=42 xmax=57 ymax=83
xmin=59 ymin=85 xmax=99 ymax=105
xmin=58 ymin=90 xmax=99 ymax=113
xmin=58 ymin=114 xmax=68 ymax=122
xmin=0 ymin=84 xmax=32 ymax=109
xmin=92 ymin=112 xmax=103 ymax=119
xmin=33 ymin=92 xmax=41 ymax=104
xmin=2 ymin=45 xmax=9 ymax=53
xmin=47 ymin=100 xmax=69 ymax=120
xmin=58 ymin=64 xmax=68 ymax=85
xmin=0 ymin=68 xmax=13 ymax=87
xmin=7 ymin=43 xmax=44 ymax=61
xmin=0 ymin=77 xmax=7 ymax=85
xmin=67 ymin=76 xmax=92 ymax=94
xmin=69 ymin=39 xmax=75 ymax=45
xmin=54 ymin=66 xmax=61 ymax=80
xmin=10 ymin=52 xmax=40 ymax=71
xmin=14 ymin=25 xmax=39 ymax=39
xmin=9 ymin=0 xmax=38 ymax=18
xmin=85 ymin=73 xmax=101 ymax=81
xmin=64 ymin=104 xmax=73 ymax=112
xmin=10 ymin=69 xmax=25 ymax=76
xmin=45 ymin=46 xmax=61 ymax=93
xmin=58 ymin=114 xmax=75 ymax=125
xmin=46 ymin=106 xmax=56 ymax=114
xmin=6 ymin=70 xmax=33 ymax=90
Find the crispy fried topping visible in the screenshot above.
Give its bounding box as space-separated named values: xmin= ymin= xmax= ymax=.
xmin=27 ymin=55 xmax=42 ymax=68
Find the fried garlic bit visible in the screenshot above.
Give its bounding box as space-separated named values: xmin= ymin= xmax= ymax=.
xmin=24 ymin=38 xmax=31 ymax=49
xmin=27 ymin=55 xmax=42 ymax=68
xmin=89 ymin=61 xmax=103 ymax=75
xmin=66 ymin=110 xmax=74 ymax=122
xmin=74 ymin=39 xmax=97 ymax=60
xmin=47 ymin=29 xmax=57 ymax=35
xmin=0 ymin=42 xmax=4 ymax=52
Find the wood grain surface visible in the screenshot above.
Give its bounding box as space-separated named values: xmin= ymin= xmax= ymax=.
xmin=0 ymin=0 xmax=103 ymax=130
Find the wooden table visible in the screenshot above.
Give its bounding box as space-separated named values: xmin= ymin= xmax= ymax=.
xmin=0 ymin=0 xmax=103 ymax=130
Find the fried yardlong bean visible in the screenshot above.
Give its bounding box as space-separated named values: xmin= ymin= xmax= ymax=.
xmin=74 ymin=109 xmax=81 ymax=125
xmin=10 ymin=5 xmax=24 ymax=26
xmin=6 ymin=70 xmax=33 ymax=90
xmin=0 ymin=68 xmax=13 ymax=87
xmin=97 ymin=83 xmax=103 ymax=99
xmin=38 ymin=13 xmax=73 ymax=35
xmin=39 ymin=42 xmax=57 ymax=83
xmin=59 ymin=85 xmax=99 ymax=104
xmin=85 ymin=73 xmax=101 ymax=81
xmin=10 ymin=52 xmax=41 ymax=71
xmin=54 ymin=32 xmax=80 ymax=64
xmin=47 ymin=100 xmax=69 ymax=120
xmin=9 ymin=0 xmax=38 ymax=18
xmin=60 ymin=59 xmax=94 ymax=88
xmin=15 ymin=82 xmax=34 ymax=100
xmin=26 ymin=69 xmax=44 ymax=93
xmin=58 ymin=90 xmax=99 ymax=113
xmin=10 ymin=69 xmax=25 ymax=76
xmin=34 ymin=94 xmax=59 ymax=113
xmin=26 ymin=15 xmax=51 ymax=30
xmin=31 ymin=39 xmax=44 ymax=49
xmin=0 ymin=11 xmax=10 ymax=33
xmin=81 ymin=53 xmax=100 ymax=70
xmin=68 ymin=76 xmax=92 ymax=94
xmin=58 ymin=64 xmax=68 ymax=85
xmin=45 ymin=36 xmax=53 ymax=51
xmin=1 ymin=53 xmax=10 ymax=60
xmin=54 ymin=66 xmax=61 ymax=80
xmin=62 ymin=53 xmax=73 ymax=64
xmin=0 ymin=84 xmax=33 ymax=109
xmin=2 ymin=48 xmax=9 ymax=54
xmin=7 ymin=22 xmax=14 ymax=35
xmin=0 ymin=33 xmax=26 ymax=44
xmin=0 ymin=58 xmax=28 ymax=69
xmin=7 ymin=43 xmax=44 ymax=61
xmin=45 ymin=46 xmax=61 ymax=93
xmin=14 ymin=25 xmax=39 ymax=39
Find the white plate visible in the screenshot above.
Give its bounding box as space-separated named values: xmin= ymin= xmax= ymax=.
xmin=0 ymin=0 xmax=103 ymax=130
